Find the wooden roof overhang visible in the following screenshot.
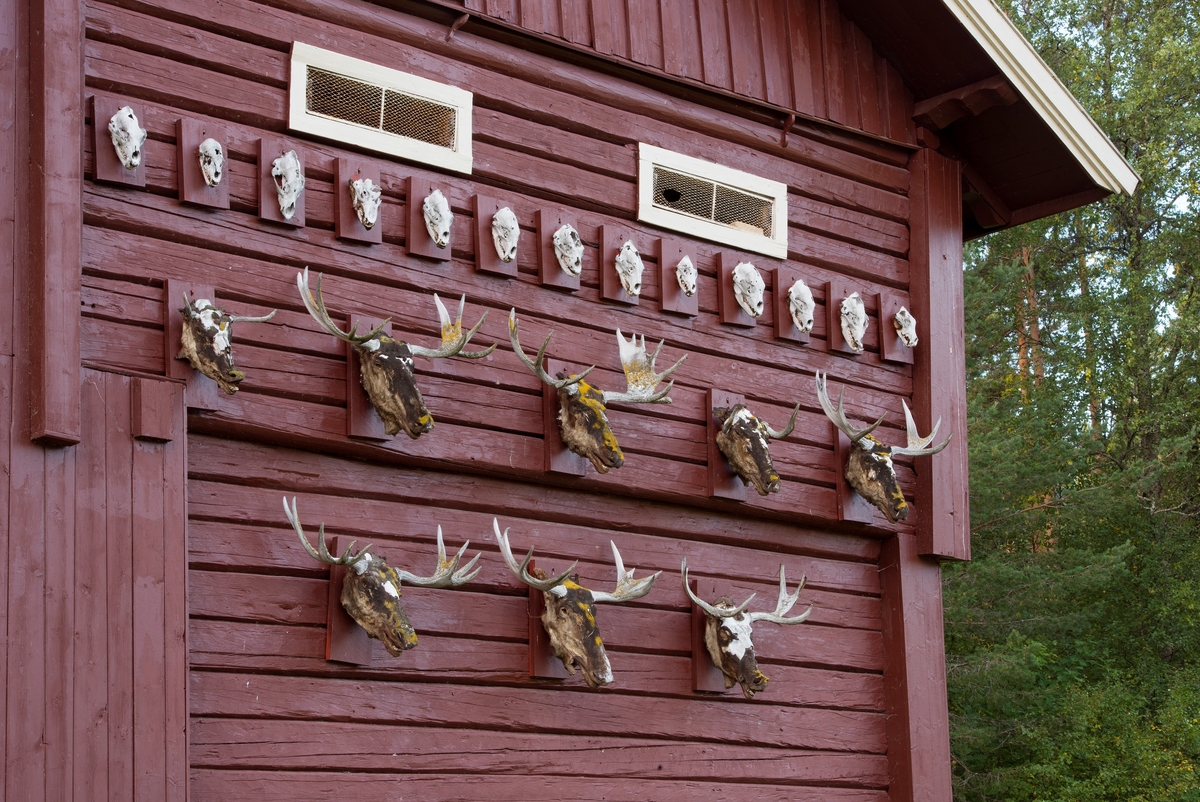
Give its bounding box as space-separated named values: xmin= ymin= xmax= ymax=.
xmin=840 ymin=0 xmax=1140 ymax=238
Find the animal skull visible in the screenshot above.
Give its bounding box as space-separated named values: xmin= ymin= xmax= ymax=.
xmin=840 ymin=292 xmax=867 ymax=352
xmin=284 ymin=498 xmax=480 ymax=656
xmin=509 ymin=313 xmax=685 ymax=473
xmin=815 ymin=371 xmax=952 ymax=522
xmin=197 ymin=138 xmax=224 ymax=187
xmin=786 ymin=279 xmax=815 ymax=333
xmin=423 ymin=189 xmax=452 ymax=249
xmin=682 ymin=559 xmax=812 ymax=699
xmin=732 ymin=262 xmax=765 ymax=318
xmin=496 ymin=521 xmax=659 ymax=687
xmin=491 ymin=207 xmax=519 ymax=263
xmin=614 ymin=241 xmax=643 ymax=297
xmin=298 ymin=269 xmax=496 ymax=439
xmin=271 ymin=150 xmax=305 ymax=221
xmin=108 ymin=106 xmax=147 ymax=170
xmin=713 ymin=402 xmax=799 ymax=495
xmin=894 ymin=306 xmax=918 ymax=348
xmin=349 ymin=177 xmax=382 ymax=230
xmin=675 ymin=255 xmax=697 ymax=297
xmin=552 ymin=224 xmax=583 ymax=277
xmin=177 ymin=296 xmax=276 ymax=393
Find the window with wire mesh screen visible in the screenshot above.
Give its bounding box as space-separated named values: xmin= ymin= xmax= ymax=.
xmin=306 ymin=66 xmax=458 ymax=150
xmin=652 ymin=166 xmax=774 ymax=238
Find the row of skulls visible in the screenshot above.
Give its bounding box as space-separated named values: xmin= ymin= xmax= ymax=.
xmin=178 ymin=268 xmax=951 ymax=524
xmin=284 ymin=496 xmax=811 ymax=698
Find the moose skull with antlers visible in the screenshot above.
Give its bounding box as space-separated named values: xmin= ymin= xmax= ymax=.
xmin=682 ymin=558 xmax=812 ymax=698
xmin=495 ymin=521 xmax=659 ymax=687
xmin=509 ymin=310 xmax=686 ymax=473
xmin=713 ymin=402 xmax=800 ymax=495
xmin=815 ymin=371 xmax=952 ymax=522
xmin=284 ymin=497 xmax=480 ymax=655
xmin=298 ymin=268 xmax=496 ymax=439
xmin=177 ymin=296 xmax=276 ymax=393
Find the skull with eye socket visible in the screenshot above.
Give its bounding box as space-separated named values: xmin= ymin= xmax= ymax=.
xmin=614 ymin=241 xmax=644 ymax=297
xmin=732 ymin=262 xmax=765 ymax=318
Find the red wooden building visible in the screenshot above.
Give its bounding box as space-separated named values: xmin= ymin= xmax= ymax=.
xmin=1 ymin=0 xmax=1135 ymax=799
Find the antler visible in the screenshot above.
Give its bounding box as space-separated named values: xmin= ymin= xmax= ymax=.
xmin=764 ymin=402 xmax=801 ymax=440
xmin=815 ymin=370 xmax=884 ymax=444
xmin=225 ymin=308 xmax=277 ymax=324
xmin=681 ymin=557 xmax=755 ymax=619
xmin=297 ymin=268 xmax=390 ymax=347
xmin=890 ymin=400 xmax=953 ymax=457
xmin=508 ymin=309 xmax=595 ymax=390
xmin=408 ymin=294 xmax=497 ymax=360
xmin=590 ymin=541 xmax=660 ymax=603
xmin=600 ymin=330 xmax=686 ymax=405
xmin=283 ymin=496 xmax=372 ymax=567
xmin=745 ymin=564 xmax=812 ymax=625
xmin=394 ymin=525 xmax=481 ymax=587
xmin=494 ymin=518 xmax=578 ymax=593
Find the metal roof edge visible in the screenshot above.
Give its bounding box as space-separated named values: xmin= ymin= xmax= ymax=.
xmin=942 ymin=0 xmax=1140 ymax=196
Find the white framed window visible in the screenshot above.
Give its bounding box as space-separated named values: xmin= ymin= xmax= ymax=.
xmin=289 ymin=42 xmax=473 ymax=174
xmin=637 ymin=143 xmax=788 ymax=258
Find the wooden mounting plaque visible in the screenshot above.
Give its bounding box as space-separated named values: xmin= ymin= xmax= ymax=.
xmin=690 ymin=578 xmax=730 ymax=693
xmin=773 ymin=266 xmax=811 ymax=344
xmin=131 ymin=377 xmax=179 ymax=443
xmin=543 ymin=358 xmax=588 ymax=475
xmin=599 ymin=225 xmax=642 ymax=305
xmin=825 ymin=279 xmax=865 ymax=355
xmin=535 ymin=209 xmax=581 ymax=291
xmin=878 ymin=291 xmax=916 ymax=365
xmin=346 ymin=315 xmax=392 ymax=441
xmin=92 ymin=96 xmax=146 ymax=187
xmin=163 ymin=279 xmax=220 ymax=412
xmin=659 ymin=238 xmax=698 ymax=317
xmin=834 ymin=425 xmax=880 ymax=523
xmin=176 ymin=118 xmax=229 ymax=209
xmin=474 ymin=195 xmax=519 ymax=277
xmin=335 ymin=159 xmax=383 ymax=244
xmin=408 ymin=177 xmax=453 ymax=261
xmin=527 ymin=560 xmax=570 ymax=679
xmin=258 ymin=137 xmax=305 ymax=227
xmin=718 ymin=254 xmax=760 ymax=327
xmin=326 ymin=536 xmax=372 ymax=666
xmin=706 ymin=388 xmax=748 ymax=501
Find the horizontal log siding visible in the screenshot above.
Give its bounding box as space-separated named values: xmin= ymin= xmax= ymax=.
xmin=188 ymin=435 xmax=889 ymax=794
xmin=81 ymin=0 xmax=911 ymax=793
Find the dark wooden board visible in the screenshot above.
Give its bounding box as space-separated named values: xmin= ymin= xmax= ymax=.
xmin=257 ymin=137 xmax=305 ymax=227
xmin=334 ymin=158 xmax=383 ymax=244
xmin=707 ymin=388 xmax=747 ymax=501
xmin=474 ymin=194 xmax=519 ymax=277
xmin=163 ymin=279 xmax=221 ymax=412
xmin=345 ymin=315 xmax=391 ymax=442
xmin=177 ymin=117 xmax=230 ymax=209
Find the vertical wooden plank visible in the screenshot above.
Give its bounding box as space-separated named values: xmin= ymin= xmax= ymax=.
xmin=880 ymin=533 xmax=953 ymax=802
xmin=590 ymin=0 xmax=627 ymax=58
xmin=697 ymin=0 xmax=731 ymax=90
xmin=838 ymin=16 xmax=861 ymax=130
xmin=406 ymin=177 xmax=453 ymax=262
xmin=29 ymin=0 xmax=83 ymax=445
xmin=486 ymin=0 xmax=516 ymax=23
xmin=802 ymin=0 xmax=826 ymax=118
xmin=520 ymin=0 xmax=547 ymax=34
xmin=346 ymin=317 xmax=392 ymax=442
xmin=326 ymin=537 xmax=372 ymax=666
xmin=909 ymin=149 xmax=970 ymax=560
xmin=690 ymin=578 xmax=730 ymax=692
xmin=786 ymin=0 xmax=817 ymax=117
xmin=75 ymin=371 xmax=108 ymax=801
xmin=759 ymin=0 xmax=792 ymax=107
xmin=854 ymin=25 xmax=882 ymax=136
xmin=0 ymin=0 xmax=19 ymax=359
xmin=159 ymin=381 xmax=187 ymax=802
xmin=660 ymin=0 xmax=685 ymax=76
xmin=559 ymin=0 xmax=591 ymax=45
xmin=44 ymin=433 xmax=76 ymax=802
xmin=675 ymin=0 xmax=705 ymax=81
xmin=819 ymin=0 xmax=846 ymax=125
xmin=627 ymin=0 xmax=663 ymax=68
xmin=132 ymin=429 xmax=167 ymax=801
xmin=334 ymin=159 xmax=383 ymax=245
xmin=706 ymin=388 xmax=747 ymax=501
xmin=542 ymin=358 xmax=588 ymax=476
xmin=0 ymin=356 xmax=12 ymax=801
xmin=725 ymin=0 xmax=764 ymax=99
xmin=105 ymin=372 xmax=134 ymax=802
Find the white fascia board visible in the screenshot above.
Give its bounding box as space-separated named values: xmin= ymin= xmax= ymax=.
xmin=942 ymin=0 xmax=1138 ymax=196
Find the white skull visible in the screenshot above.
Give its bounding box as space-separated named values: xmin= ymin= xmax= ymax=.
xmin=731 ymin=262 xmax=765 ymax=318
xmin=675 ymin=256 xmax=697 ymax=297
xmin=108 ymin=106 xmax=147 ymax=170
xmin=894 ymin=306 xmax=918 ymax=348
xmin=492 ymin=207 xmax=519 ymax=263
xmin=423 ymin=189 xmax=452 ymax=249
xmin=270 ymin=151 xmax=305 ymax=221
xmin=198 ymin=138 xmax=224 ymax=187
xmin=552 ymin=224 xmax=583 ymax=277
xmin=349 ymin=177 xmax=382 ymax=229
xmin=786 ymin=279 xmax=815 ymax=333
xmin=840 ymin=292 xmax=867 ymax=352
xmin=615 ymin=241 xmax=643 ymax=296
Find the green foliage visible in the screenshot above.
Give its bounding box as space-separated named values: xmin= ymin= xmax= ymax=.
xmin=949 ymin=0 xmax=1200 ymax=798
